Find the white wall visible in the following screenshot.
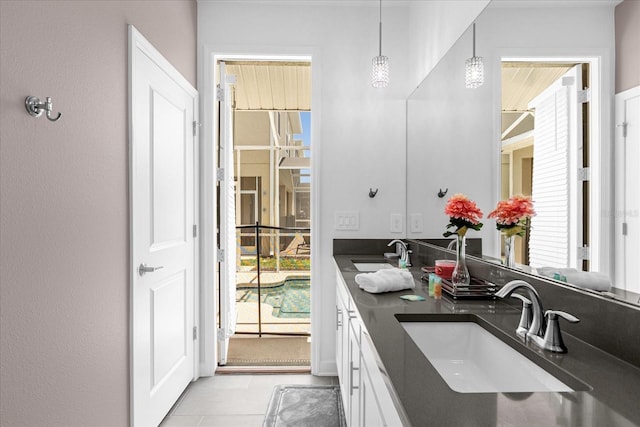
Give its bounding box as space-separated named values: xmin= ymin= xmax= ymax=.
xmin=198 ymin=0 xmax=411 ymax=374
xmin=406 ymin=4 xmax=616 ymax=269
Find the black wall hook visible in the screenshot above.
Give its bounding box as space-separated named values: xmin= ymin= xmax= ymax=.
xmin=369 ymin=188 xmax=379 ymax=198
xmin=437 ymin=188 xmax=448 ymax=198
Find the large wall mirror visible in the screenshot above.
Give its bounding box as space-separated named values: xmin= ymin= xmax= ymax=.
xmin=406 ymin=1 xmax=640 ymax=307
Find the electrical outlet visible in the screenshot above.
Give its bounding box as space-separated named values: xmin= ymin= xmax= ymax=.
xmin=335 ymin=211 xmax=359 ymax=230
xmin=409 ymin=213 xmax=424 ymax=233
xmin=390 ymin=214 xmax=403 ymax=233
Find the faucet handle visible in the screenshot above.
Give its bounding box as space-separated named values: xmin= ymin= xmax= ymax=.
xmin=511 ymin=294 xmax=532 ymax=338
xmin=541 ymin=310 xmax=580 ymax=353
xmin=546 ymin=310 xmax=580 ymax=324
xmin=512 ymin=293 xmax=531 ymax=306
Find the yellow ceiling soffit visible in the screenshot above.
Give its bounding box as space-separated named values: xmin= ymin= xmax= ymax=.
xmin=226 ymin=62 xmax=311 ymax=111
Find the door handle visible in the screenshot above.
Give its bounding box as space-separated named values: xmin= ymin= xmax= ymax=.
xmin=138 ymin=263 xmax=164 ymax=276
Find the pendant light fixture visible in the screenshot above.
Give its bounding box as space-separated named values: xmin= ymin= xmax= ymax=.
xmin=465 ymin=23 xmax=484 ymax=89
xmin=371 ymin=0 xmax=389 ymax=88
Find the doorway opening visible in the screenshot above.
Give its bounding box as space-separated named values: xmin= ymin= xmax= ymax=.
xmin=500 ymin=59 xmax=598 ymax=272
xmin=215 ymin=59 xmax=312 ymax=370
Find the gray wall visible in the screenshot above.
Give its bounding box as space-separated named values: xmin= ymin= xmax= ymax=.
xmin=0 ymin=1 xmax=196 ymax=425
xmin=615 ymin=0 xmax=640 ymax=93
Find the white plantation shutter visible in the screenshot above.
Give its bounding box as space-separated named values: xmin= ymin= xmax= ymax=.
xmin=528 ymin=67 xmax=581 ymax=269
xmin=219 ymin=63 xmax=237 ymax=365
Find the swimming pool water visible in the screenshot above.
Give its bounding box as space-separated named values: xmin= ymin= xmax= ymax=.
xmin=236 ymin=278 xmax=310 ymax=318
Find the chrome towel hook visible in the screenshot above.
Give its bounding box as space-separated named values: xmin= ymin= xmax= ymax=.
xmin=25 ymin=96 xmax=62 ymax=122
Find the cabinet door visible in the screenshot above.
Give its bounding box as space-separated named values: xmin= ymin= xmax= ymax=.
xmin=335 ymin=285 xmax=348 ymax=407
xmin=361 ymin=362 xmax=386 ymax=427
xmin=348 ymin=322 xmax=361 ymax=427
xmin=360 ymin=331 xmax=404 ymax=426
xmin=336 ymin=301 xmax=344 ymax=383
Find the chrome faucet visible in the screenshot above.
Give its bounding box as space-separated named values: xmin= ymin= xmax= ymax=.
xmin=495 ymin=280 xmax=546 ymax=341
xmin=495 ymin=280 xmax=579 ymax=353
xmin=387 ymin=239 xmax=412 ymax=267
xmin=511 ymin=293 xmax=533 ymax=339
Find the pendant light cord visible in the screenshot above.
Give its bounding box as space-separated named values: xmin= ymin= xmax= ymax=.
xmin=378 ymin=0 xmax=383 ymax=56
xmin=472 ymin=23 xmax=476 ymax=57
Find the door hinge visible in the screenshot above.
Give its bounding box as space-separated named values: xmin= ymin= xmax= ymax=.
xmin=216 ymin=168 xmax=224 ymax=182
xmin=192 ymin=120 xmax=200 ymax=137
xmin=623 ymin=222 xmax=628 ymax=236
xmin=216 ymin=85 xmax=224 ymax=102
xmin=217 ymin=328 xmax=225 ymax=340
xmin=578 ymin=245 xmax=590 ymax=260
xmin=577 ymin=88 xmax=591 ymax=104
xmin=577 ymin=167 xmax=590 ymax=182
xmin=193 ymin=224 xmax=197 ymax=238
xmin=617 ymin=122 xmax=628 ymax=138
xmin=193 ymin=326 xmax=198 ymax=340
xmin=217 ymin=247 xmax=225 ymax=262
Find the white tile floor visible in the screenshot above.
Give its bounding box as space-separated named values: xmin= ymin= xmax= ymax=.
xmin=160 ymin=374 xmax=338 ymax=427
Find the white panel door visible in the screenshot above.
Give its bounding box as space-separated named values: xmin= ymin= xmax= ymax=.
xmin=528 ymin=66 xmax=582 ymax=269
xmin=129 ymin=26 xmax=198 ymax=427
xmin=615 ymin=86 xmax=640 ymax=293
xmin=218 ymin=62 xmax=237 ymax=365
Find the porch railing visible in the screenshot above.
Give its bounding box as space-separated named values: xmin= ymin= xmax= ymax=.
xmin=235 ymin=222 xmax=310 ymax=337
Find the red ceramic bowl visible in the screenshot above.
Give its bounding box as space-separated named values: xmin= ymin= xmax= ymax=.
xmin=435 ymin=260 xmax=456 ymax=280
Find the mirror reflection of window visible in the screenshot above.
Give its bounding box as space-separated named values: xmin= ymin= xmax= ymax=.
xmin=501 ymin=62 xmax=591 ymax=272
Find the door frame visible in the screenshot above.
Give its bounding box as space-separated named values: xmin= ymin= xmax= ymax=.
xmin=495 ymin=51 xmax=612 ymax=276
xmin=199 ymin=47 xmax=320 ymax=376
xmin=614 ymin=85 xmax=640 ymax=290
xmin=128 ymin=25 xmax=200 ymax=424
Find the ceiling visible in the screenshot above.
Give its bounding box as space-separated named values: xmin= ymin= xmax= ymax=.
xmin=501 ymin=62 xmax=575 ymax=141
xmin=225 ymin=61 xmax=311 ymax=111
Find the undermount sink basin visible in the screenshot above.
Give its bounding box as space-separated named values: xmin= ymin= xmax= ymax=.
xmin=353 ymin=262 xmax=395 ymax=272
xmin=400 ymin=321 xmax=575 ymax=393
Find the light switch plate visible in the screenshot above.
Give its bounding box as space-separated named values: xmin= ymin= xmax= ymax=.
xmin=390 ymin=213 xmax=403 ymax=233
xmin=335 ymin=211 xmax=359 ymax=230
xmin=409 ymin=213 xmax=424 ymax=233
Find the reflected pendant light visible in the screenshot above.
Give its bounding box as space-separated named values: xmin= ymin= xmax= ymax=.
xmin=371 ymin=0 xmax=389 ymax=88
xmin=465 ymin=23 xmax=484 ymax=89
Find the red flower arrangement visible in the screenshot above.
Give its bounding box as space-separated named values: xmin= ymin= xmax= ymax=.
xmin=443 ymin=193 xmax=484 ymax=237
xmin=488 ymin=195 xmax=536 ymax=237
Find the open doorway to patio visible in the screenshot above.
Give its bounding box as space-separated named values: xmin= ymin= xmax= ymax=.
xmin=216 ymin=59 xmax=312 ymax=371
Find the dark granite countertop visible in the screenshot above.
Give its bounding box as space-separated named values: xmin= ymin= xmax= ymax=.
xmin=334 ymin=254 xmax=640 ymax=427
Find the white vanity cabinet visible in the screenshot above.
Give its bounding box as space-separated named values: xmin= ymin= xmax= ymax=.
xmin=335 ymin=271 xmax=350 ymax=415
xmin=336 ymin=269 xmax=360 ymax=426
xmin=335 ymin=267 xmax=405 ymax=427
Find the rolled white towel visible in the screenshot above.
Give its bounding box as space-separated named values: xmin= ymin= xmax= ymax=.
xmin=355 ymin=268 xmax=416 ymax=293
xmin=536 ymin=267 xmax=612 ymax=292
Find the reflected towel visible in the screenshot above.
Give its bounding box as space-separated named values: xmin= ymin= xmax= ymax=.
xmin=536 ymin=267 xmax=612 ymax=291
xmin=355 ymin=269 xmax=416 ymax=293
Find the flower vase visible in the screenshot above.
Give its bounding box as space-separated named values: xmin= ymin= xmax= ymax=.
xmin=504 ymin=235 xmax=516 ymax=268
xmin=451 ymin=234 xmax=470 ymax=287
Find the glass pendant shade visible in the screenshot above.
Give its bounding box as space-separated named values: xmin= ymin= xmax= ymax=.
xmin=371 ymin=0 xmax=388 ymax=88
xmin=465 ymin=56 xmax=484 ymax=88
xmin=372 ymin=55 xmax=389 ymax=88
xmin=465 ymin=22 xmax=484 ymax=89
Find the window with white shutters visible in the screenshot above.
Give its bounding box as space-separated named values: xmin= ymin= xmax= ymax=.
xmin=528 ymin=66 xmax=582 ymax=269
